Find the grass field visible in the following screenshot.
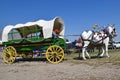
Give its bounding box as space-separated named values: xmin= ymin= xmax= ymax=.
xmin=64 ymin=49 xmax=120 ymax=66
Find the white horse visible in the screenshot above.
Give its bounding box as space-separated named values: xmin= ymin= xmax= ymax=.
xmin=81 ymin=25 xmax=117 ymax=60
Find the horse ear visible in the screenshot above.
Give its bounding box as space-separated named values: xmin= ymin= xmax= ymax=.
xmin=112 ymin=24 xmax=115 ymax=27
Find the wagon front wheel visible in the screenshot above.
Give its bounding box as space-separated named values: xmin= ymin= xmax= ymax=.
xmin=2 ymin=46 xmax=16 ymax=64
xmin=46 ymin=45 xmax=64 ymax=64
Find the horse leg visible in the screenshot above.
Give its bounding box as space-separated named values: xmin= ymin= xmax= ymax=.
xmin=97 ymin=47 xmax=102 ymax=57
xmin=104 ymin=37 xmax=110 ymax=57
xmin=100 ymin=47 xmax=105 ymax=57
xmin=82 ymin=47 xmax=86 ymax=60
xmin=105 ymin=44 xmax=109 ymax=57
xmin=82 ymin=41 xmax=90 ymax=60
xmin=85 ymin=50 xmax=91 ymax=59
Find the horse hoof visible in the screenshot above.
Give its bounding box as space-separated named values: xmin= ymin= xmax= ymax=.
xmin=107 ymin=56 xmax=110 ymax=58
xmin=83 ymin=58 xmax=86 ymax=60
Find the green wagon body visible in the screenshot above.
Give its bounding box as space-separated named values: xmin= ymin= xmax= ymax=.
xmin=1 ymin=17 xmax=66 ymax=64
xmin=3 ymin=37 xmax=66 ymax=51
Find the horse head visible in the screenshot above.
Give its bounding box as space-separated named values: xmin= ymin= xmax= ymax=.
xmin=103 ymin=24 xmax=117 ymax=38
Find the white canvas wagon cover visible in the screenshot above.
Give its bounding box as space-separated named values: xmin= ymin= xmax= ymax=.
xmin=2 ymin=17 xmax=65 ymax=42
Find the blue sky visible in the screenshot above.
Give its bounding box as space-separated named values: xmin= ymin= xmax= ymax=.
xmin=0 ymin=0 xmax=120 ymax=41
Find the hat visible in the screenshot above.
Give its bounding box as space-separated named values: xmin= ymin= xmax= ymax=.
xmin=54 ymin=29 xmax=60 ymax=34
xmin=93 ymin=24 xmax=98 ymax=29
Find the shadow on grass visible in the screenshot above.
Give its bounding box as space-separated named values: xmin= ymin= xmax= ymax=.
xmin=73 ymin=55 xmax=104 ymax=60
xmin=15 ymin=57 xmax=47 ymax=63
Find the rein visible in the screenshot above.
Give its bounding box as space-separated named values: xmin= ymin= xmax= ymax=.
xmin=92 ymin=35 xmax=108 ymax=44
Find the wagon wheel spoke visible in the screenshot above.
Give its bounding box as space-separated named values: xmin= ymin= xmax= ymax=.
xmin=48 ymin=47 xmax=54 ymax=52
xmin=56 ymin=56 xmax=61 ymax=60
xmin=2 ymin=46 xmax=16 ymax=64
xmin=49 ymin=56 xmax=54 ymax=60
xmin=6 ymin=57 xmax=15 ymax=64
xmin=46 ymin=45 xmax=64 ymax=64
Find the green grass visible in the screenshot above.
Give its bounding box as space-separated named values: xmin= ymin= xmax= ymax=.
xmin=64 ymin=49 xmax=120 ymax=66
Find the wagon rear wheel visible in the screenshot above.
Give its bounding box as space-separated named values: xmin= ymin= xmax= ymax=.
xmin=46 ymin=45 xmax=64 ymax=64
xmin=2 ymin=46 xmax=16 ymax=64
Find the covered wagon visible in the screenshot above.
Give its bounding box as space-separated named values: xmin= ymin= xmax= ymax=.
xmin=1 ymin=17 xmax=66 ymax=64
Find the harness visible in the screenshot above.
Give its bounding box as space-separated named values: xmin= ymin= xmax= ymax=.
xmin=82 ymin=31 xmax=109 ymax=46
xmin=82 ymin=26 xmax=116 ymax=48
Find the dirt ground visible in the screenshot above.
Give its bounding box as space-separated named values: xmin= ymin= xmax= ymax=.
xmin=0 ymin=51 xmax=120 ymax=80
